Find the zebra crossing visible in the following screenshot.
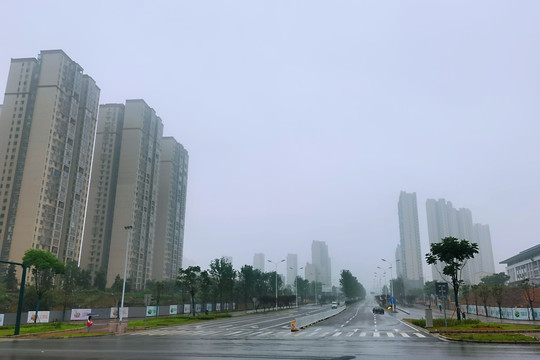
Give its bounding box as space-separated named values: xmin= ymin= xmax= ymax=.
xmin=129 ymin=327 xmax=428 ymax=340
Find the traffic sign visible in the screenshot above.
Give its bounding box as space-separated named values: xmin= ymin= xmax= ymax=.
xmin=390 ymin=296 xmax=395 ymax=305
xmin=436 ymin=282 xmax=448 ymax=298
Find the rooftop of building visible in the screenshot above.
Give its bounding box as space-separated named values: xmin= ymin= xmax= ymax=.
xmin=500 ymin=244 xmax=540 ymax=265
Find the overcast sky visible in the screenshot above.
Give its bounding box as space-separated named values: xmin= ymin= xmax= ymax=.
xmin=1 ymin=1 xmax=539 ymax=289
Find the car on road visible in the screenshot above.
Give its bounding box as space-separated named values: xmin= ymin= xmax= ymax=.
xmin=331 ymin=301 xmax=338 ymax=309
xmin=372 ymin=306 xmax=384 ymax=314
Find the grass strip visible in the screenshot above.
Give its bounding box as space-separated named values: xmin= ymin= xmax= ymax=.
xmin=404 ymin=318 xmax=540 ymax=332
xmin=0 ymin=323 xmax=83 ymax=337
xmin=445 ymin=333 xmax=539 ymax=342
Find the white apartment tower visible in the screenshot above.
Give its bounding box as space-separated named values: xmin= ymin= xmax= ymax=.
xmin=312 ymin=240 xmax=331 ymax=286
xmin=253 ymin=253 xmax=265 ymax=272
xmin=153 ymin=137 xmax=189 ymax=281
xmin=80 ymin=104 xmax=124 ymax=279
xmin=397 ymin=191 xmax=424 ymax=290
xmin=105 ymin=100 xmax=163 ymax=290
xmin=286 ymin=253 xmax=298 ymax=286
xmin=0 ymin=50 xmax=99 ymax=266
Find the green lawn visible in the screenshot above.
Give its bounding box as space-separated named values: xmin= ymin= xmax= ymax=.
xmin=0 ymin=322 xmax=83 ymax=337
xmin=127 ymin=313 xmax=232 ymax=329
xmin=445 ymin=333 xmax=539 ymax=342
xmin=405 ymin=318 xmax=540 ymax=332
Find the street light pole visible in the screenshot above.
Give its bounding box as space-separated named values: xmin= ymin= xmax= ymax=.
xmin=382 ymin=258 xmax=400 ymax=312
xmin=120 ymin=225 xmax=132 ymax=322
xmin=268 ymin=259 xmax=285 ymax=311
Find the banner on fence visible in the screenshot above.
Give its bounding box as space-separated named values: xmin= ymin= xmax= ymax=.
xmin=0 ymin=314 xmax=4 ymax=326
xmin=169 ymin=305 xmax=177 ymax=315
xmin=216 ymin=303 xmax=221 ymax=311
xmin=466 ymin=304 xmax=540 ymax=320
xmin=27 ymin=311 xmax=50 ymax=323
xmin=183 ymin=304 xmax=191 ymax=314
xmin=71 ymin=309 xmax=92 ymax=321
xmin=146 ymin=306 xmax=157 ymax=317
xmin=206 ymin=303 xmax=212 ymax=312
xmin=195 ymin=304 xmax=201 ymax=313
xmin=110 ymin=307 xmax=128 ymax=319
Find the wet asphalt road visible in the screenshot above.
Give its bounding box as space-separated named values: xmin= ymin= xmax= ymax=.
xmin=1 ymin=300 xmax=539 ymax=359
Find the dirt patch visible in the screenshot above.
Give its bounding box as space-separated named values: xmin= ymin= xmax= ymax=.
xmin=522 ymin=332 xmax=540 ymax=341
xmin=471 ymin=325 xmax=503 ymax=330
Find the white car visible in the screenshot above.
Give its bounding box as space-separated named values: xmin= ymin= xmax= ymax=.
xmin=331 ymin=301 xmax=338 ymax=309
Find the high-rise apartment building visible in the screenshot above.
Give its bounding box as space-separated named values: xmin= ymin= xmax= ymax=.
xmin=153 ymin=137 xmax=188 ymax=281
xmin=312 ymin=240 xmax=331 ymax=286
xmin=426 ymin=198 xmax=495 ymax=284
xmin=105 ymin=100 xmax=163 ymax=289
xmin=253 ymin=253 xmax=265 ymax=272
xmin=80 ymin=104 xmax=125 ymax=279
xmin=397 ymin=191 xmax=424 ymax=290
xmin=0 ymin=50 xmax=99 ymax=266
xmin=286 ymin=253 xmax=298 ymax=286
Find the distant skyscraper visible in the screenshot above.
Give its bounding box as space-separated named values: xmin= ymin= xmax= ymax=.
xmin=286 ymin=253 xmax=298 ymax=286
xmin=397 ymin=191 xmax=424 ymax=290
xmin=312 ymin=240 xmax=331 ymax=286
xmin=105 ymin=100 xmax=163 ymax=290
xmin=426 ymin=198 xmax=495 ymax=284
xmin=253 ymin=253 xmax=265 ymax=272
xmin=153 ymin=137 xmax=189 ymax=281
xmin=0 ymin=50 xmax=99 ymax=266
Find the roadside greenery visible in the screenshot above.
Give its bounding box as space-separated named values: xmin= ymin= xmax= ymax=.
xmin=1 ymin=255 xmax=366 ymax=315
xmin=127 ymin=313 xmax=232 ymax=329
xmin=0 ymin=322 xmax=82 ymax=337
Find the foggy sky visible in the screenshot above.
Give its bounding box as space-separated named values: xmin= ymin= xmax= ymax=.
xmin=1 ymin=1 xmax=539 ymax=289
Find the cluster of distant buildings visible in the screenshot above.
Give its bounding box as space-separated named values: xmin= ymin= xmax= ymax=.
xmin=397 ymin=191 xmax=495 ymax=290
xmin=0 ymin=50 xmax=188 ymax=290
xmin=397 ymin=191 xmax=540 ymax=289
xmin=252 ymin=240 xmax=333 ymax=289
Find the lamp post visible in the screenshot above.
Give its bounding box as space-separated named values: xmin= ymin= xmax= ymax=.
xmin=382 ymin=258 xmax=400 ymax=312
xmin=268 ymin=259 xmax=285 ymax=310
xmin=120 ymin=225 xmax=132 ymax=322
xmin=291 ymin=266 xmax=303 ymax=307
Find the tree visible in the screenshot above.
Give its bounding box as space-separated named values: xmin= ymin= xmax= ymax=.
xmin=477 ymin=283 xmax=490 ymax=317
xmin=209 ymin=258 xmax=236 ymax=306
xmin=60 ymin=261 xmax=79 ymax=321
xmin=491 ymin=284 xmax=506 ymax=319
xmin=177 ymin=266 xmax=201 ymax=316
xmin=5 ymin=264 xmax=18 ymax=292
xmin=238 ymin=265 xmax=255 ymax=309
xmin=339 ymin=270 xmax=365 ymax=301
xmin=111 ymin=275 xmax=123 ymax=293
xmin=480 ymin=272 xmax=510 ymax=286
xmin=425 ymin=237 xmax=478 ymax=320
xmin=460 ymin=284 xmax=471 ymax=311
xmin=154 ymin=281 xmax=164 ymax=316
xmin=22 ymin=249 xmax=65 ymax=323
xmin=519 ymin=279 xmax=537 ymax=321
xmin=94 ymin=268 xmax=107 ymax=291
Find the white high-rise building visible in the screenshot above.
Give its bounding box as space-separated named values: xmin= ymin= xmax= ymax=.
xmin=0 ymin=50 xmax=99 ymax=267
xmin=286 ymin=253 xmax=298 ymax=286
xmin=153 ymin=137 xmax=189 ymax=281
xmin=312 ymin=240 xmax=331 ymax=286
xmin=397 ymin=191 xmax=424 ymax=290
xmin=253 ymin=253 xmax=265 ymax=272
xmin=105 ymin=100 xmax=163 ymax=290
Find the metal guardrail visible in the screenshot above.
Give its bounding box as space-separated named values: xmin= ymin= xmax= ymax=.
xmin=292 ymin=305 xmax=346 ymax=330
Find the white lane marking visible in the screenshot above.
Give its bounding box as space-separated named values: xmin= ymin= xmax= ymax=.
xmin=373 ymin=332 xmax=380 ymax=337
xmin=359 ymin=332 xmax=367 ymax=337
xmin=401 ymin=333 xmax=410 ymax=337
xmin=346 ymin=332 xmax=354 ymax=337
xmin=353 ymin=329 xmax=359 ymax=332
xmin=306 ymin=331 xmax=318 ymax=337
xmin=320 ymin=332 xmax=330 ymax=337
xmin=394 ymin=329 xmax=399 ymax=332
xmin=333 ymin=332 xmax=342 ymax=337
xmin=228 ymin=331 xmax=243 ymax=335
xmin=313 ymin=328 xmax=321 ymax=332
xmin=251 ymin=331 xmax=263 ymax=336
xmin=414 ymin=333 xmax=426 ymax=338
xmin=293 ymin=331 xmax=307 ymax=337
xmin=255 ymin=331 xmax=273 ymax=337
xmin=387 ymin=332 xmax=394 ymax=337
